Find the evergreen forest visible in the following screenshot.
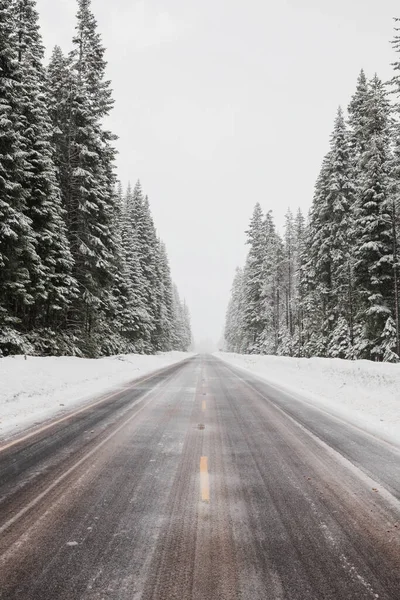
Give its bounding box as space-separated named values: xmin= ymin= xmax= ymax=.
xmin=225 ymin=24 xmax=400 ymax=362
xmin=0 ymin=0 xmax=191 ymax=357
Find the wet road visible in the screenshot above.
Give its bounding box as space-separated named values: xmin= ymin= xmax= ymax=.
xmin=1 ymin=355 xmax=400 ymax=599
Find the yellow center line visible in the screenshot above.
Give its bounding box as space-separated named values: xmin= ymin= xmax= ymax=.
xmin=200 ymin=456 xmax=210 ymax=502
xmin=202 ymin=400 xmax=206 ymax=412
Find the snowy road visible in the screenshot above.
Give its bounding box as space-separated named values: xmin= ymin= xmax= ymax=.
xmin=0 ymin=355 xmax=400 ymax=599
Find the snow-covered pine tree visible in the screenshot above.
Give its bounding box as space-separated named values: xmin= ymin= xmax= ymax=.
xmin=348 ymin=69 xmax=370 ymax=162
xmin=293 ymin=208 xmax=306 ymax=355
xmin=262 ymin=210 xmax=285 ymax=354
xmin=352 ymin=75 xmax=394 ymax=360
xmin=121 ymin=183 xmax=151 ymax=351
xmin=143 ymin=193 xmax=165 ymax=351
xmin=129 ymin=181 xmax=159 ymax=352
xmin=302 ymin=157 xmax=332 ymax=357
xmin=224 ymin=267 xmax=246 ymax=353
xmin=104 ymin=182 xmax=150 ymax=354
xmin=181 ymin=300 xmax=192 ymax=351
xmin=14 ymin=0 xmax=78 ymax=353
xmin=108 ymin=183 xmax=133 ymax=352
xmin=282 ymin=208 xmax=295 ymax=350
xmin=171 ymin=284 xmax=185 ymax=351
xmin=388 ymin=21 xmax=400 ymax=356
xmin=0 ymin=0 xmax=36 ymax=355
xmin=46 ymin=45 xmax=74 ymax=210
xmin=45 ymin=0 xmax=118 ymax=355
xmin=302 ymin=109 xmax=356 ymax=358
xmin=328 ymin=316 xmax=354 ymax=359
xmin=347 ymin=69 xmax=399 ymax=361
xmin=153 ymin=240 xmax=175 ymax=351
xmin=325 ymin=108 xmax=356 ymax=358
xmin=242 ymin=203 xmax=266 ymax=352
xmin=171 ymin=284 xmax=191 ymax=351
xmin=381 ymin=316 xmax=399 ymax=362
xmin=347 ymin=69 xmax=371 ymax=354
xmin=111 ymin=181 xmax=190 ymax=355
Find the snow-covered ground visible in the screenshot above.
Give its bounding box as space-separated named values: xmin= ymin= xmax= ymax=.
xmin=0 ymin=352 xmax=192 ymax=438
xmin=215 ymin=352 xmax=400 ymax=446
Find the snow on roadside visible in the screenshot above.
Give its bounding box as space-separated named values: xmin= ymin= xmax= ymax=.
xmin=0 ymin=352 xmax=193 ymax=439
xmin=215 ymin=352 xmax=400 ymax=446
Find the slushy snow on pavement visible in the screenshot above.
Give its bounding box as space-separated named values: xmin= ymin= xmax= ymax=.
xmin=215 ymin=352 xmax=400 ymax=446
xmin=0 ymin=352 xmax=192 ymax=438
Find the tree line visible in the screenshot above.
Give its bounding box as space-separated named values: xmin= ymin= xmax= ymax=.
xmin=225 ymin=23 xmax=400 ymax=362
xmin=0 ymin=0 xmax=191 ymax=357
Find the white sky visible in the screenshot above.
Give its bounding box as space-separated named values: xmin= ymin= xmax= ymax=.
xmin=37 ymin=0 xmax=399 ymax=345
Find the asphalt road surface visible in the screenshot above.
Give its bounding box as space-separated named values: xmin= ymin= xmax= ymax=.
xmin=1 ymin=355 xmax=400 ymax=600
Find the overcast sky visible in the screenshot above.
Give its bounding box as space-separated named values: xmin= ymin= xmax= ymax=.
xmin=37 ymin=0 xmax=399 ymax=346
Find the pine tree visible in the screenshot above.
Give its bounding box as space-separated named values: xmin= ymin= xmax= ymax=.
xmin=109 ymin=183 xmax=132 ymax=351
xmin=262 ymin=210 xmax=284 ymax=354
xmin=353 ymin=75 xmax=394 ymax=360
xmin=302 ymin=156 xmax=331 ymax=356
xmin=242 ymin=203 xmax=266 ymax=352
xmin=171 ymin=284 xmax=184 ymax=350
xmin=348 ymin=69 xmax=370 ymax=162
xmin=46 ymin=45 xmax=74 ymax=208
xmin=328 ymin=316 xmax=354 ymax=359
xmin=105 ymin=182 xmax=147 ymax=353
xmin=293 ymin=208 xmax=306 ymax=355
xmin=46 ymin=0 xmax=118 ymax=354
xmin=225 ymin=268 xmax=246 ymax=352
xmin=389 ymin=22 xmax=400 ymax=356
xmin=302 ymin=109 xmax=356 ymax=358
xmin=121 ymin=183 xmax=151 ymax=351
xmin=129 ymin=182 xmax=159 ymax=351
xmin=0 ymin=0 xmax=36 ymax=354
xmin=72 ymin=0 xmax=113 ymax=119
xmin=181 ymin=300 xmax=192 ymax=351
xmin=171 ymin=285 xmax=191 ymax=351
xmin=15 ymin=0 xmax=77 ymax=351
xmin=326 ymin=107 xmax=356 ymax=357
xmin=381 ymin=316 xmax=399 ymax=362
xmin=283 ymin=208 xmax=295 ymax=341
xmin=153 ymin=241 xmax=175 ymax=351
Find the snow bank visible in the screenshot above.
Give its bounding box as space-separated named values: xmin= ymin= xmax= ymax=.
xmin=215 ymin=352 xmax=400 ymax=446
xmin=0 ymin=352 xmax=192 ymax=438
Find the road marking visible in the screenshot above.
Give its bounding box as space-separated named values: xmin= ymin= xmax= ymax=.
xmin=0 ymin=382 xmax=169 ymax=537
xmin=0 ymin=363 xmax=187 ymax=454
xmin=200 ymin=456 xmax=210 ymax=502
xmin=202 ymin=400 xmax=206 ymax=412
xmin=224 ymin=365 xmax=400 ymax=514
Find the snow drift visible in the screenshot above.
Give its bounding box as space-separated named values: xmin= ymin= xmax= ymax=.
xmin=215 ymin=352 xmax=400 ymax=446
xmin=0 ymin=352 xmax=192 ymax=438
